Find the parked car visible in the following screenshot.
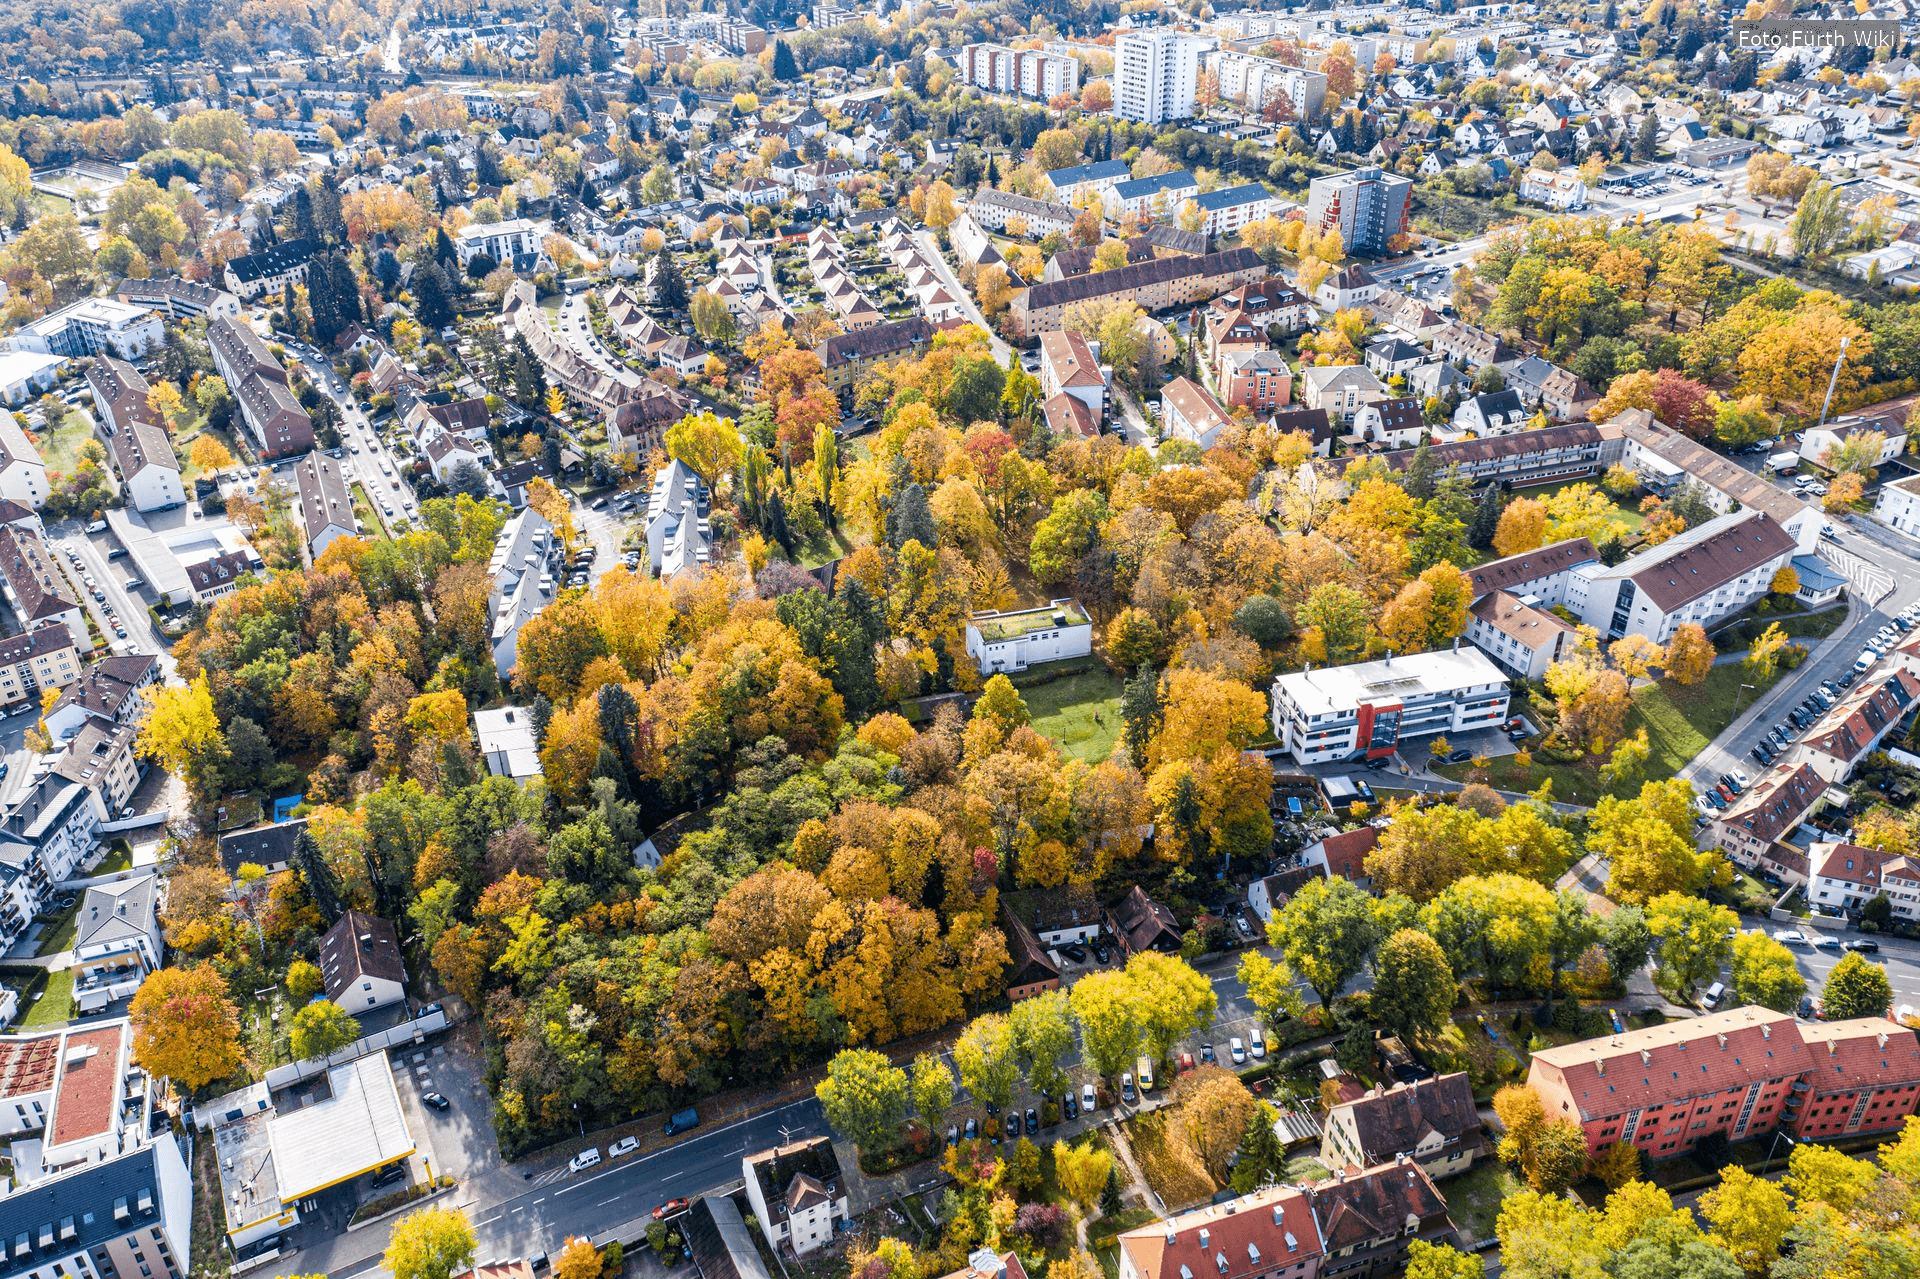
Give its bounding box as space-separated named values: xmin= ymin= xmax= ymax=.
xmin=609 ymin=1136 xmax=639 ymax=1157
xmin=1200 ymin=1043 xmax=1217 ymax=1065
xmin=1813 ymin=935 xmax=1843 ymax=950
xmin=947 ymin=1125 xmax=959 ymax=1146
xmin=1249 ymin=1028 xmax=1266 ymax=1059
xmin=372 ymin=1164 xmax=408 ymax=1187
xmin=1229 ymin=1037 xmax=1247 ymax=1064
xmin=569 ymin=1148 xmax=602 ymax=1172
xmin=1846 ymin=940 xmax=1881 ymax=953
xmin=422 ymin=1092 xmax=450 ymax=1110
xmin=1446 ymin=748 xmax=1473 ymax=763
xmin=1024 ymin=1107 xmax=1039 ymax=1135
xmin=1750 ymin=747 xmax=1772 ymax=766
xmin=1773 ymin=929 xmax=1810 ymax=946
xmin=1064 ymin=1096 xmax=1078 ymax=1121
xmin=1082 ymin=1083 xmax=1097 ymax=1112
xmin=965 ymin=1117 xmax=978 ymax=1139
xmin=1178 ymin=1052 xmax=1195 ymax=1075
xmin=1061 ymin=943 xmax=1088 ymax=963
xmin=653 ymin=1198 xmax=689 ymax=1219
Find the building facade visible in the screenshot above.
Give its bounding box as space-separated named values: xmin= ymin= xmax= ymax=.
xmin=1114 ymin=30 xmax=1214 ymax=124
xmin=965 ymin=601 xmax=1093 ymax=674
xmin=1305 ymin=168 xmax=1413 ymax=257
xmin=1269 ymin=647 xmax=1509 ymax=766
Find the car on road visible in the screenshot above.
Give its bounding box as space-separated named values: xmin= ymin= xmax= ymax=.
xmin=1846 ymin=940 xmax=1881 ymax=953
xmin=1773 ymin=929 xmax=1810 ymax=945
xmin=422 ymin=1092 xmax=450 ymax=1110
xmin=1229 ymin=1037 xmax=1247 ymax=1064
xmin=653 ymin=1198 xmax=689 ymax=1219
xmin=569 ymin=1148 xmax=601 ymax=1172
xmin=609 ymin=1136 xmax=639 ymax=1157
xmin=1813 ymin=935 xmax=1843 ymax=950
xmin=1082 ymin=1083 xmax=1097 ymax=1112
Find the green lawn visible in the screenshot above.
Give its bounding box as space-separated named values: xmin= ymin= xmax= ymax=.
xmin=91 ymin=843 xmax=133 ymax=874
xmin=350 ymin=483 xmax=392 ymax=542
xmin=19 ymin=970 xmax=74 ymax=1029
xmin=33 ymin=898 xmax=80 ymax=957
xmin=1023 ymin=669 xmax=1126 ymax=763
xmin=1447 ymin=1160 xmax=1524 ymax=1249
xmin=36 ymin=411 xmax=97 ymax=479
xmin=1439 ymin=661 xmax=1789 ymax=804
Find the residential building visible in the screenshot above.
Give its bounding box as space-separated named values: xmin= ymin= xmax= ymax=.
xmin=1606 ymin=410 xmax=1825 ymax=553
xmin=0 ymin=1137 xmax=190 ymax=1279
xmin=1518 ymin=169 xmax=1588 ymax=210
xmin=488 ymin=507 xmax=562 ymax=681
xmin=207 ymin=317 xmax=315 ymax=460
xmin=1364 ymin=338 xmax=1426 ymax=380
xmin=1040 ymin=332 xmax=1106 ymax=423
xmin=71 ymin=874 xmax=161 ymax=1013
xmin=957 ymin=44 xmax=1081 ymax=100
xmin=1105 ymin=885 xmax=1181 ymax=957
xmin=967 ymin=190 xmax=1076 ymax=238
xmin=1114 ymin=30 xmax=1215 ymax=125
xmin=0 ymin=523 xmax=86 ymax=640
xmin=1314 ymin=264 xmax=1379 ymax=311
xmin=0 ymin=413 xmax=48 ymax=514
xmin=1468 ymin=589 xmax=1581 ymax=679
xmin=1351 ymin=397 xmax=1423 ymax=449
xmin=42 ymin=655 xmax=156 ymax=744
xmin=1011 ymin=248 xmax=1266 ymax=337
xmin=1301 ymin=364 xmax=1386 ymax=423
xmin=114 ymin=276 xmax=241 ymax=322
xmin=999 ymin=903 xmax=1064 ymax=1001
xmin=1453 ymin=388 xmax=1530 ymax=434
xmin=1220 ymin=350 xmax=1291 ymax=412
xmin=0 ymin=352 xmax=63 ymax=406
xmin=2 ymin=298 xmax=164 ymax=361
xmin=1205 ymin=50 xmax=1328 ymax=120
xmin=1208 ymin=278 xmax=1312 ymax=336
xmin=1797 ymin=669 xmax=1920 ymax=783
xmin=222 ymin=238 xmax=316 ymax=301
xmin=1321 ymin=1074 xmax=1485 ymax=1180
xmin=1712 ymin=761 xmax=1827 ymax=874
xmin=318 ymin=909 xmax=407 ymax=1014
xmin=1161 ymin=375 xmax=1233 ymax=449
xmin=1805 ymin=841 xmax=1919 ymax=919
xmin=1246 ymin=865 xmax=1320 ymax=924
xmin=1526 ymin=1007 xmax=1920 ymax=1157
xmin=1570 ymin=510 xmax=1799 ymax=642
xmin=965 ymin=600 xmax=1093 ymax=674
xmin=184 ymin=550 xmax=257 ymax=604
xmin=1269 ymin=646 xmax=1509 ymax=766
xmin=53 ymin=722 xmax=141 ymax=822
xmin=741 ymin=1138 xmax=850 ymax=1257
xmin=0 ymin=626 xmax=80 ymax=713
xmin=1305 ymin=167 xmax=1413 ymax=257
xmin=1801 ymin=422 xmax=1906 ymax=472
xmin=686 ymin=1195 xmax=775 ymax=1279
xmin=1041 ymin=160 xmax=1131 ymax=205
xmin=644 ymin=459 xmax=712 ymax=578
xmin=1502 ymin=356 xmax=1595 ymax=420
xmin=818 ymin=317 xmax=933 ymax=393
xmin=1431 ymin=321 xmax=1511 ymax=369
xmin=1115 ymin=1159 xmax=1453 ymax=1279
xmin=473 ymin=706 xmax=541 ymax=784
xmin=85 ymin=359 xmax=184 ymax=512
xmin=216 ymin=818 xmax=305 ymax=880
xmin=293 ymin=453 xmax=355 ymax=562
xmin=1104 ymin=170 xmax=1200 ymax=222
xmin=1300 ymin=825 xmax=1378 ymax=884
xmin=1870 ymin=473 xmax=1920 ymax=538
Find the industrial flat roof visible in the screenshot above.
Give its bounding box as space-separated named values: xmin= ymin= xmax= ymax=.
xmin=267 ymin=1053 xmax=413 ymax=1199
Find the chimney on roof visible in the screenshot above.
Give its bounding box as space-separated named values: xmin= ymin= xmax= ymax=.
xmin=1640 ymin=1050 xmax=1651 ymax=1065
xmin=1198 ymin=1230 xmax=1209 ymax=1251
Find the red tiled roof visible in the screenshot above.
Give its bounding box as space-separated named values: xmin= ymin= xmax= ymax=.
xmin=1804 ymin=671 xmax=1920 ymax=765
xmin=0 ymin=1034 xmax=59 ymax=1099
xmin=1797 ymin=1020 xmax=1920 ymax=1098
xmin=1722 ymin=762 xmax=1826 ymax=845
xmin=1118 ymin=1183 xmax=1323 ymax=1279
xmin=1467 ymin=538 xmax=1600 ymax=600
xmin=48 ymin=1025 xmax=125 ymax=1148
xmin=1312 ymin=827 xmax=1379 ymax=881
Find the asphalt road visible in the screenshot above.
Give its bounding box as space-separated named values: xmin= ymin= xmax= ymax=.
xmin=285 ymin=342 xmax=421 ymax=532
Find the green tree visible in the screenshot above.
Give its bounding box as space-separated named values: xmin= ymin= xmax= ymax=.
xmin=953 ymin=1013 xmax=1021 ymax=1111
xmin=1370 ymin=929 xmax=1457 ymax=1041
xmin=1700 ymin=1166 xmax=1793 ymax=1273
xmin=288 ymin=999 xmax=361 ymax=1060
xmin=1645 ymin=893 xmax=1737 ymax=1003
xmin=1790 ymin=181 xmax=1849 ymax=260
xmin=1403 ymin=1241 xmax=1484 ymax=1279
xmin=1029 ymin=490 xmax=1110 ymax=586
xmin=909 ymin=1053 xmax=956 ymax=1130
xmin=1730 ymin=932 xmax=1806 ymax=1012
xmin=1299 ymin=583 xmax=1372 ymax=663
xmin=816 ymin=1049 xmax=911 ymax=1151
xmin=1126 ymin=951 xmax=1218 ymax=1064
xmin=1269 ymin=877 xmax=1380 ymax=1010
xmin=384 ymin=1208 xmax=477 ymax=1279
xmin=1822 ymin=951 xmax=1893 ymax=1019
xmin=1008 ymin=990 xmax=1076 ymax=1097
xmin=1527 ymin=1120 xmax=1591 ymax=1194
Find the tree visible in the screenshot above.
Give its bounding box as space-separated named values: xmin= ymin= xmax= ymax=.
xmin=1268 ymin=877 xmax=1379 ymax=1010
xmin=816 ymin=1049 xmax=911 ymax=1151
xmin=1126 ymin=951 xmax=1218 ymax=1065
xmin=1770 ymin=565 xmax=1801 ymax=597
xmin=1645 ymin=892 xmax=1736 ymax=1002
xmin=1492 ymin=497 xmax=1547 ymax=557
xmin=1009 ymin=990 xmax=1076 ymax=1097
xmin=1745 ymin=622 xmax=1791 ymax=683
xmin=189 ymin=433 xmax=234 ymax=476
xmin=1663 ymin=623 xmax=1716 ymax=685
xmin=664 ymin=410 xmax=743 ymax=484
xmin=1371 ymin=929 xmax=1457 ymax=1041
xmin=289 ymin=999 xmax=361 ymax=1060
xmin=136 ymin=674 xmax=226 ymax=801
xmin=1403 ymin=1242 xmax=1484 ymax=1279
xmin=1730 ymin=932 xmax=1806 ymax=1012
xmin=129 ymin=964 xmax=242 ymax=1090
xmin=954 ymin=1013 xmax=1021 ymax=1112
xmin=1700 ymin=1167 xmax=1793 ymax=1273
xmin=650 ymin=246 xmax=687 ymax=309
xmin=1528 ymin=1120 xmax=1592 ymax=1195
xmin=286 ymin=959 xmax=323 ymax=1001
xmin=1825 ymin=471 xmax=1865 ymax=510
xmin=1054 ymin=1141 xmax=1113 ymax=1209
xmin=553 ymin=1238 xmax=603 ymax=1279
xmin=385 ymin=1208 xmax=477 ymax=1279
xmin=909 ymin=1054 xmax=955 ymax=1130
xmin=1590 ymin=1140 xmax=1642 ymax=1190
xmin=1236 ymin=950 xmax=1306 ymax=1027
xmin=1822 ymin=951 xmax=1893 ymax=1019
xmin=1791 ymin=181 xmax=1849 ymax=260
xmin=1069 ymin=970 xmax=1142 ymax=1079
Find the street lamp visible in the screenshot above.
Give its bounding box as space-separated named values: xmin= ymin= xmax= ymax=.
xmin=1762 ymin=1129 xmax=1795 ymax=1176
xmin=1737 ymin=682 xmax=1756 ymax=711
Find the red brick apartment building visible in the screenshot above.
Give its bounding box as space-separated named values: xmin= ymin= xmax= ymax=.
xmin=1526 ymin=1007 xmax=1920 ymax=1158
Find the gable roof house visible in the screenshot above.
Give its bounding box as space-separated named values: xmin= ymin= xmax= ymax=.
xmin=644 ymin=459 xmax=712 ymax=579
xmin=318 ymin=909 xmax=407 ymax=1014
xmin=1321 ymin=1073 xmax=1485 ymax=1180
xmin=1105 ymin=885 xmax=1181 ymax=958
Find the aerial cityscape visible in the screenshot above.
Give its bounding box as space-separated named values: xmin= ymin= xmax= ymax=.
xmin=7 ymin=2 xmax=1920 ymax=1279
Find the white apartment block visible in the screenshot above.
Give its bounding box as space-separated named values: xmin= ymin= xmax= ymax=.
xmin=1571 ymin=510 xmax=1799 ymax=642
xmin=1807 ymin=842 xmax=1920 ymax=921
xmin=957 ymin=44 xmax=1081 ymax=100
xmin=455 ymin=218 xmax=542 ymax=271
xmin=2 ymin=298 xmax=163 ymax=361
xmin=1269 ymin=646 xmax=1510 ymax=766
xmin=1205 ymin=50 xmax=1328 ymax=119
xmin=1114 ymin=30 xmax=1214 ymax=124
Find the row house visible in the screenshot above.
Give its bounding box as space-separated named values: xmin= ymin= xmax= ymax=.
xmin=1325 ymin=421 xmax=1616 ymax=489
xmin=967 ymin=189 xmax=1076 ymax=239
xmin=1806 ymin=841 xmax=1920 ymax=921
xmin=1527 ymin=1007 xmax=1920 ymax=1158
xmin=1711 ymin=761 xmax=1828 ymax=878
xmin=1012 ymin=248 xmax=1266 ymax=336
xmin=85 ymin=358 xmax=185 ymax=513
xmin=1796 ymin=670 xmax=1920 ymax=783
xmin=207 ymin=318 xmax=315 ymax=460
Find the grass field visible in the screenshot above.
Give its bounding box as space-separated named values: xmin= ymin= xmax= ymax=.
xmin=1447 ymin=1160 xmax=1524 ymax=1249
xmin=33 ymin=898 xmax=80 ymax=957
xmin=36 ymin=410 xmax=97 ymax=479
xmin=1525 ymin=478 xmax=1648 ymax=533
xmin=1439 ymin=662 xmax=1788 ymax=804
xmin=1024 ymin=669 xmax=1125 ymax=763
xmin=19 ymin=970 xmax=73 ymax=1029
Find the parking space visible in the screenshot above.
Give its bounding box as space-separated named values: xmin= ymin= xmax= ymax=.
xmin=388 ymin=1036 xmax=505 ymax=1187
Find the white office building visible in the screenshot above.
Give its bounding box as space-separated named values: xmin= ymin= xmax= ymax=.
xmin=1269 ymin=646 xmax=1510 ymax=766
xmin=455 ymin=219 xmax=542 ymax=271
xmin=1114 ymin=30 xmax=1214 ymax=124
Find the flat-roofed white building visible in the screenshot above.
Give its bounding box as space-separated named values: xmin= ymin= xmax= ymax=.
xmin=965 ymin=600 xmax=1093 ymax=675
xmin=473 ymin=705 xmax=541 ymax=783
xmin=1269 ymin=646 xmax=1510 ymax=765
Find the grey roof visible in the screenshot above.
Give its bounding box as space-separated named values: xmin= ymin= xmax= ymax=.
xmin=224 ymin=238 xmax=316 ymax=285
xmin=686 ymin=1195 xmax=773 ymax=1279
xmin=74 ymin=874 xmax=158 ymax=951
xmin=0 ymin=1142 xmax=173 ymax=1279
xmin=1044 ymin=159 xmax=1129 ymax=188
xmin=1111 ymin=170 xmax=1198 ymax=201
xmin=218 ymin=818 xmax=307 ymax=877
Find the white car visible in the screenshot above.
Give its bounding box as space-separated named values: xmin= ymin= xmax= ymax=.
xmin=1228 ymin=1037 xmax=1246 ymax=1064
xmin=568 ymin=1148 xmax=602 ymax=1172
xmin=608 ymin=1136 xmax=639 ymax=1158
xmin=1730 ymin=770 xmax=1750 ymax=788
xmin=1773 ymin=929 xmax=1809 ymax=946
xmin=1248 ymin=1028 xmax=1266 ymax=1059
xmin=1081 ymin=1083 xmax=1097 ymax=1113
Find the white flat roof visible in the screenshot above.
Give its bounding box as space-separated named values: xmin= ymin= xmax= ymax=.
xmin=1273 ymin=647 xmax=1507 ymax=719
xmin=266 ymin=1053 xmax=413 ymax=1199
xmin=0 ymin=350 xmax=64 ymax=383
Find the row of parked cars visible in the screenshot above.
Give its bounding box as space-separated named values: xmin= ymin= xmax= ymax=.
xmin=1696 ymin=769 xmax=1752 ymax=814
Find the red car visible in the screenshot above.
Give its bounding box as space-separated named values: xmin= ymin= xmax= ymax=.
xmin=1178 ymin=1052 xmax=1195 ymax=1075
xmin=653 ymin=1198 xmax=689 ymax=1220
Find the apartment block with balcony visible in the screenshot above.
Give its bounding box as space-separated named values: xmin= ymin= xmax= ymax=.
xmin=1269 ymin=646 xmax=1509 ymax=766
